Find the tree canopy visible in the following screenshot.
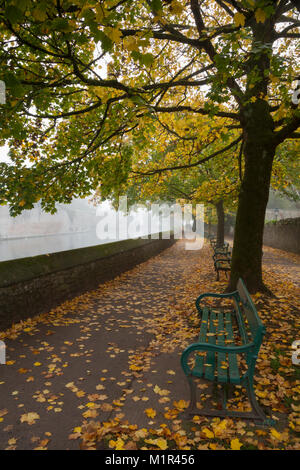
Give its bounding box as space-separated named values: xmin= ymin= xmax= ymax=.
xmin=0 ymin=0 xmax=299 ymax=290
xmin=0 ymin=0 xmax=299 ymax=212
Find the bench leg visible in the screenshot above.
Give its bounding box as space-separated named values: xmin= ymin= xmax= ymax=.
xmin=245 ymin=378 xmax=273 ymax=426
xmin=222 ymin=384 xmax=230 ymax=410
xmin=183 ymin=377 xmax=274 ymax=425
xmin=187 ymin=375 xmax=197 ymax=414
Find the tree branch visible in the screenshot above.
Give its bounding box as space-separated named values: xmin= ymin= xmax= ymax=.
xmin=152 ymin=104 xmax=240 ymax=120
xmin=132 ymin=135 xmax=243 ymax=176
xmin=274 ymin=114 xmax=300 ymax=145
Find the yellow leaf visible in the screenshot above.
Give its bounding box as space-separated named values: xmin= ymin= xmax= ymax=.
xmin=82 ymin=409 xmax=98 ymax=418
xmin=135 ymin=428 xmax=148 ymax=439
xmin=124 ymin=36 xmax=139 ymax=52
xmin=255 ymin=8 xmax=266 ymax=24
xmin=156 ymin=438 xmax=168 ymax=450
xmin=173 ymin=399 xmax=189 ymax=410
xmin=115 ymin=438 xmax=125 ymax=450
xmin=109 ymin=439 xmax=116 ymax=449
xmin=234 ymin=12 xmax=246 ymax=27
xmin=154 ymin=385 xmax=170 ymax=396
xmin=145 ymin=408 xmax=156 ymax=418
xmin=129 ymin=364 xmax=142 ymax=371
xmin=106 ymin=27 xmax=122 ymax=44
xmin=270 ymin=428 xmax=283 ymax=441
xmin=202 ymin=427 xmax=214 ymax=439
xmin=170 ymin=1 xmax=184 ymax=15
xmin=20 ymin=412 xmax=40 ymax=425
xmin=231 ymin=438 xmax=243 ymax=450
xmin=212 ymin=419 xmax=228 ymax=436
xmin=109 ymin=437 xmax=125 ymax=450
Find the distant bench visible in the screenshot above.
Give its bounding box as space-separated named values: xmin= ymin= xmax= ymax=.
xmin=181 ymin=278 xmax=272 ymax=425
xmin=208 ymin=237 xmax=231 ymax=280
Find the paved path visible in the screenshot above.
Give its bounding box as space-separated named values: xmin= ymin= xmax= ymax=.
xmin=0 ymin=241 xmax=204 ymax=449
xmin=0 ymin=240 xmax=299 ymax=450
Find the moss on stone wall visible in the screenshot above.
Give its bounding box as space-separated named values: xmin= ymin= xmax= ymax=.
xmin=0 ymin=234 xmax=164 ymax=288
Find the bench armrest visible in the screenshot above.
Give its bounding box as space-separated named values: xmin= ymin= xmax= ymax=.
xmin=181 ymin=341 xmax=255 ymax=376
xmin=213 ymin=252 xmax=231 ymax=259
xmin=195 ymin=291 xmax=238 ymax=313
xmin=214 ymin=257 xmax=231 ymax=263
xmin=214 ymin=259 xmax=231 ymax=269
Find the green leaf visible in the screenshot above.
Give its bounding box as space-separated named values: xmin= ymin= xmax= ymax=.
xmin=140 ymin=53 xmax=155 ymax=66
xmin=150 ymin=0 xmax=163 ymax=13
xmin=129 ymin=95 xmax=146 ymax=106
xmin=131 ymin=51 xmax=154 ymax=66
xmin=50 ymin=18 xmax=71 ymax=32
xmin=32 ymin=8 xmax=48 ymax=22
xmin=97 ymin=31 xmax=113 ymax=52
xmin=5 ymin=5 xmax=23 ymax=24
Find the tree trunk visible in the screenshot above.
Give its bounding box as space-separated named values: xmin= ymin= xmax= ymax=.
xmin=192 ymin=213 xmax=196 ymax=232
xmin=228 ymin=13 xmax=277 ymax=295
xmin=228 ymin=100 xmax=276 ymax=293
xmin=215 ymin=200 xmax=224 ymax=246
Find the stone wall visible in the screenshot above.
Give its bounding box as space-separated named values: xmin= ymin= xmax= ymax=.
xmin=263 ymin=218 xmax=300 ymax=254
xmin=0 ymin=235 xmax=175 ymax=331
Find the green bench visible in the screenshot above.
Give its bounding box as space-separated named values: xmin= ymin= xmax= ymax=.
xmin=181 ymin=279 xmax=272 ymax=425
xmin=213 ymin=242 xmax=230 ymax=255
xmin=212 ymin=243 xmax=231 ymax=280
xmin=212 ymin=252 xmax=231 ymax=281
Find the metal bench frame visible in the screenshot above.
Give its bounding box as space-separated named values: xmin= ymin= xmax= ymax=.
xmin=212 ymin=243 xmax=231 ymax=281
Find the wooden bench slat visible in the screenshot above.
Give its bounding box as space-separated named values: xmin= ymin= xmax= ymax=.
xmin=193 ymin=307 xmax=209 ymax=377
xmin=224 ymin=312 xmax=240 ymax=384
xmin=234 ymin=300 xmax=249 ymax=345
xmin=237 ymin=279 xmax=265 ymax=341
xmin=216 ymin=312 xmax=228 ymax=383
xmin=204 ymin=311 xmax=217 ymax=381
xmin=198 ymin=307 xmax=209 ymax=341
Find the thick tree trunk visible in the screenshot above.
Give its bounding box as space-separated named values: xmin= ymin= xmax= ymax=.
xmin=228 ymin=101 xmax=276 ymax=293
xmin=215 ymin=200 xmax=224 ymax=246
xmin=227 ymin=18 xmax=279 ymax=294
xmin=192 ymin=213 xmax=196 ymax=232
